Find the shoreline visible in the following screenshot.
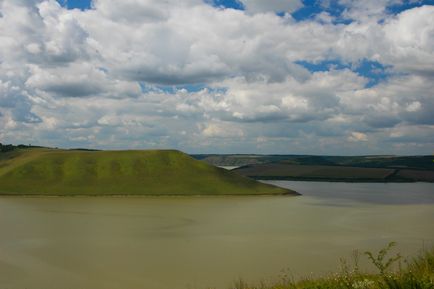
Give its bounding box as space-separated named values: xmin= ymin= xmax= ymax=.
xmin=255 ymin=176 xmax=434 ymax=183
xmin=0 ymin=192 xmax=300 ymax=198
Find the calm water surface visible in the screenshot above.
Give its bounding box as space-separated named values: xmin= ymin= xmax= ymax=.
xmin=0 ymin=181 xmax=433 ymax=289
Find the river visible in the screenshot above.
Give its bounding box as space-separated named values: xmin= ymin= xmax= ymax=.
xmin=0 ymin=181 xmax=433 ymax=289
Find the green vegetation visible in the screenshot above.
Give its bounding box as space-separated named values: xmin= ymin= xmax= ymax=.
xmin=0 ymin=142 xmax=45 ymax=152
xmin=0 ymin=147 xmax=297 ymax=196
xmin=232 ymin=242 xmax=434 ymax=289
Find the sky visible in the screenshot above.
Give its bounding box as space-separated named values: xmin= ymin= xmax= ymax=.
xmin=0 ymin=0 xmax=433 ymax=155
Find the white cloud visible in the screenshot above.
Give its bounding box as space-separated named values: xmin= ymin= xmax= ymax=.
xmin=339 ymin=0 xmax=392 ymax=21
xmin=348 ymin=132 xmax=368 ymax=142
xmin=201 ymin=122 xmax=244 ymax=138
xmin=382 ymin=5 xmax=434 ymax=76
xmin=25 ymin=62 xmax=141 ymax=98
xmin=239 ymin=0 xmax=303 ymax=14
xmin=406 ymin=101 xmax=421 ymax=112
xmin=0 ymin=0 xmax=433 ymax=154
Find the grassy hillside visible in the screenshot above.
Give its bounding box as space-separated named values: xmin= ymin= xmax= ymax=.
xmin=0 ymin=148 xmax=297 ymax=196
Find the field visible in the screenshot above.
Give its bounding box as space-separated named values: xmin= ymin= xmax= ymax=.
xmin=193 ymin=154 xmax=434 ymax=182
xmin=0 ymin=148 xmax=296 ymax=196
xmin=233 ymin=163 xmax=396 ymax=181
xmin=193 ymin=154 xmax=434 ymax=170
xmin=397 ymin=169 xmax=434 ymax=182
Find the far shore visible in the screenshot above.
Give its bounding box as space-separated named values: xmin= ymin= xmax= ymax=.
xmin=255 ymin=176 xmax=434 ymax=183
xmin=0 ymin=192 xmax=300 ymax=198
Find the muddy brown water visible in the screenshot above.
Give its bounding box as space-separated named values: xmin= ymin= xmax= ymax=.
xmin=0 ymin=181 xmax=433 ymax=289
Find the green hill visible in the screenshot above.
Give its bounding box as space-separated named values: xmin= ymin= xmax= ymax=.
xmin=0 ymin=148 xmax=297 ymax=196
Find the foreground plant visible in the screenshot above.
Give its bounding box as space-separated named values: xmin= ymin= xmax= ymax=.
xmin=364 ymin=241 xmax=402 ymax=275
xmin=230 ymin=243 xmax=434 ymax=289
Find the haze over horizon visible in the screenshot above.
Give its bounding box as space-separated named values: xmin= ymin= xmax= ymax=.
xmin=0 ymin=0 xmax=433 ymax=155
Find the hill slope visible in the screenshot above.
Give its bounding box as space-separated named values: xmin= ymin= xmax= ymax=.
xmin=0 ymin=148 xmax=297 ymax=196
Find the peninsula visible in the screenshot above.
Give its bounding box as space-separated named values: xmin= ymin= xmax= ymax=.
xmin=0 ymin=146 xmax=297 ymax=196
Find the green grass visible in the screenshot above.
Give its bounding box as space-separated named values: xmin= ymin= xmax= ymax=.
xmin=231 ymin=242 xmax=434 ymax=289
xmin=0 ymin=148 xmax=298 ymax=196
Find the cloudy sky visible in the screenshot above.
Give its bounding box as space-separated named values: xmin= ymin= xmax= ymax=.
xmin=0 ymin=0 xmax=433 ymax=154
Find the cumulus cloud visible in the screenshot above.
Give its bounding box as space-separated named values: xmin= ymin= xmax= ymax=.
xmin=239 ymin=0 xmax=303 ymax=14
xmin=201 ymin=121 xmax=244 ymax=138
xmin=0 ymin=0 xmax=433 ymax=154
xmin=348 ymin=132 xmax=368 ymax=142
xmin=339 ymin=0 xmax=393 ymax=21
xmin=382 ymin=6 xmax=434 ymax=76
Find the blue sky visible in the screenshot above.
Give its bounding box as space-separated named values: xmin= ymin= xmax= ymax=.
xmin=57 ymin=0 xmax=92 ymax=10
xmin=1 ymin=0 xmax=434 ymax=154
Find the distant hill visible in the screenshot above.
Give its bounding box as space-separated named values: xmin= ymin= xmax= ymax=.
xmin=192 ymin=154 xmax=434 ymax=170
xmin=193 ymin=154 xmax=434 ymax=182
xmin=192 ymin=154 xmax=296 ymax=166
xmin=0 ymin=148 xmax=297 ymax=196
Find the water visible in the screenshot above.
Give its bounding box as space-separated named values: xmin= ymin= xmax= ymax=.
xmin=218 ymin=166 xmax=240 ymax=170
xmin=0 ymin=181 xmax=433 ymax=289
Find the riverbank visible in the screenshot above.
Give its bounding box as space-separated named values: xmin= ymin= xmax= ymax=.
xmin=253 ymin=176 xmax=433 ymax=183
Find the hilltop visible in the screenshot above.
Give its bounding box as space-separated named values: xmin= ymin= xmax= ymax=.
xmin=0 ymin=147 xmax=297 ymax=196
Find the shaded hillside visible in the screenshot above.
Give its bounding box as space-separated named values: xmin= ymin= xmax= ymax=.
xmin=0 ymin=148 xmax=297 ymax=196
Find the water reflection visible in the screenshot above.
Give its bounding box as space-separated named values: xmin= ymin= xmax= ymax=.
xmin=264 ymin=181 xmax=434 ymax=205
